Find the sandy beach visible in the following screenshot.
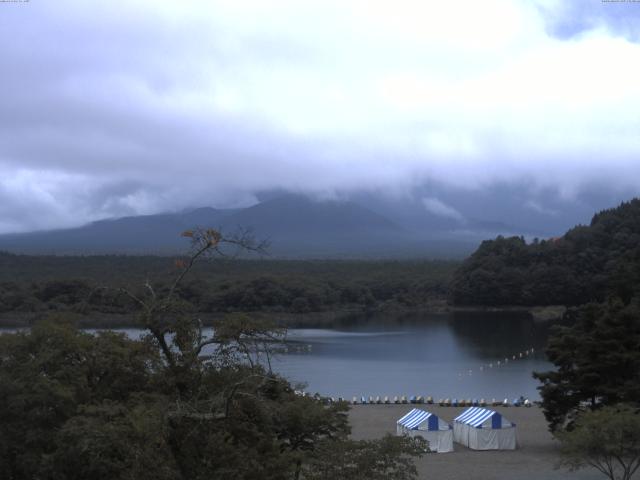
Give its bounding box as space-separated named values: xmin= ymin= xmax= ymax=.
xmin=348 ymin=405 xmax=603 ymax=480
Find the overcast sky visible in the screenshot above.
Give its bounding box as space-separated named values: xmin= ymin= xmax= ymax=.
xmin=1 ymin=0 xmax=639 ymax=233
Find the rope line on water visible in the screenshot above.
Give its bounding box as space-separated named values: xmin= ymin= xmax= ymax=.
xmin=457 ymin=347 xmax=536 ymax=379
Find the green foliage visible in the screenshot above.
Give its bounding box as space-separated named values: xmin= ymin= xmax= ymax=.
xmin=450 ymin=199 xmax=640 ymax=306
xmin=46 ymin=400 xmax=176 ymax=480
xmin=557 ymin=404 xmax=640 ymax=480
xmin=0 ymin=318 xmax=368 ymax=480
xmin=0 ymin=230 xmax=425 ymax=479
xmin=0 ymin=320 xmax=160 ymax=479
xmin=533 ymin=298 xmax=640 ymax=432
xmin=303 ymin=434 xmax=427 ymax=480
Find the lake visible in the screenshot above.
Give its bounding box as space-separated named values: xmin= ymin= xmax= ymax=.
xmin=272 ymin=310 xmax=555 ymax=400
xmin=0 ymin=310 xmax=557 ymax=400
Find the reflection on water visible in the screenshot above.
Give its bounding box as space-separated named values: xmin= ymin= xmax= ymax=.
xmin=0 ymin=311 xmax=559 ymax=399
xmin=273 ymin=311 xmax=556 ymax=399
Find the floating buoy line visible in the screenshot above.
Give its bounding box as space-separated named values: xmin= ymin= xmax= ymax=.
xmin=279 ymin=344 xmax=538 ymax=407
xmin=270 ymin=343 xmax=313 ymax=354
xmin=290 ymin=347 xmax=539 ymax=407
xmin=456 ymin=347 xmax=536 ymax=379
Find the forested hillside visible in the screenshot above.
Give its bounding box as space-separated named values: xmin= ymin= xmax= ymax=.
xmin=450 ymin=199 xmax=640 ymax=306
xmin=0 ymin=254 xmax=455 ymax=325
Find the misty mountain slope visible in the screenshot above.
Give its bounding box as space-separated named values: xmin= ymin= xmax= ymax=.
xmin=352 ymin=178 xmax=640 ymax=240
xmin=180 ymin=207 xmax=241 ymax=227
xmin=231 ymin=196 xmax=485 ymax=258
xmin=0 ymin=196 xmax=404 ymax=255
xmin=216 ymin=194 xmax=415 ymax=257
xmin=0 ymin=207 xmax=236 ymax=254
xmin=219 ymin=195 xmax=400 ymax=235
xmin=0 ymin=195 xmax=480 ymax=257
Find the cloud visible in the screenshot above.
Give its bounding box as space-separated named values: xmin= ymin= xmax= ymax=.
xmin=539 ymin=0 xmax=640 ymax=41
xmin=421 ymin=197 xmax=465 ymax=222
xmin=0 ymin=0 xmax=639 ymax=232
xmin=524 ymin=200 xmax=559 ymax=217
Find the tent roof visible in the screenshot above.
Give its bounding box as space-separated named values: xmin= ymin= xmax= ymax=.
xmin=454 ymin=407 xmax=502 ymax=427
xmin=397 ymin=408 xmax=435 ymax=429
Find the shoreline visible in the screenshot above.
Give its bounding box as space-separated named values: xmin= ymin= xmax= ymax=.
xmin=0 ymin=304 xmax=566 ymax=329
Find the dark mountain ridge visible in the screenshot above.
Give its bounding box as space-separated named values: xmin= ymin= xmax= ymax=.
xmin=0 ymin=195 xmax=420 ymax=257
xmin=0 ymin=193 xmax=545 ymax=258
xmin=0 ymin=207 xmax=236 ymax=254
xmin=219 ymin=195 xmax=400 ymax=235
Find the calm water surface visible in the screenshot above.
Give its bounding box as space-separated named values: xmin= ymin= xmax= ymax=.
xmin=0 ymin=311 xmax=557 ymax=399
xmin=273 ymin=311 xmax=555 ymax=400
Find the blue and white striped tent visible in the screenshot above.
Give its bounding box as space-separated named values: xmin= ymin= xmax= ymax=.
xmin=396 ymin=408 xmax=453 ymax=453
xmin=453 ymin=407 xmax=517 ymax=450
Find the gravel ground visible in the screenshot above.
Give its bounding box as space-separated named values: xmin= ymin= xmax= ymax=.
xmin=348 ymin=405 xmax=605 ymax=480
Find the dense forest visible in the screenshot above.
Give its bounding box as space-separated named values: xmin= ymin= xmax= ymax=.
xmin=0 ymin=254 xmax=455 ymax=326
xmin=6 ymin=198 xmax=640 ymax=321
xmin=450 ymin=199 xmax=640 ymax=306
xmin=0 ymin=230 xmax=426 ymax=479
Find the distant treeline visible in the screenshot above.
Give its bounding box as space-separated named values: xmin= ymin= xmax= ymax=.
xmin=0 ymin=254 xmax=456 ymax=323
xmin=450 ymin=199 xmax=640 ymax=306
